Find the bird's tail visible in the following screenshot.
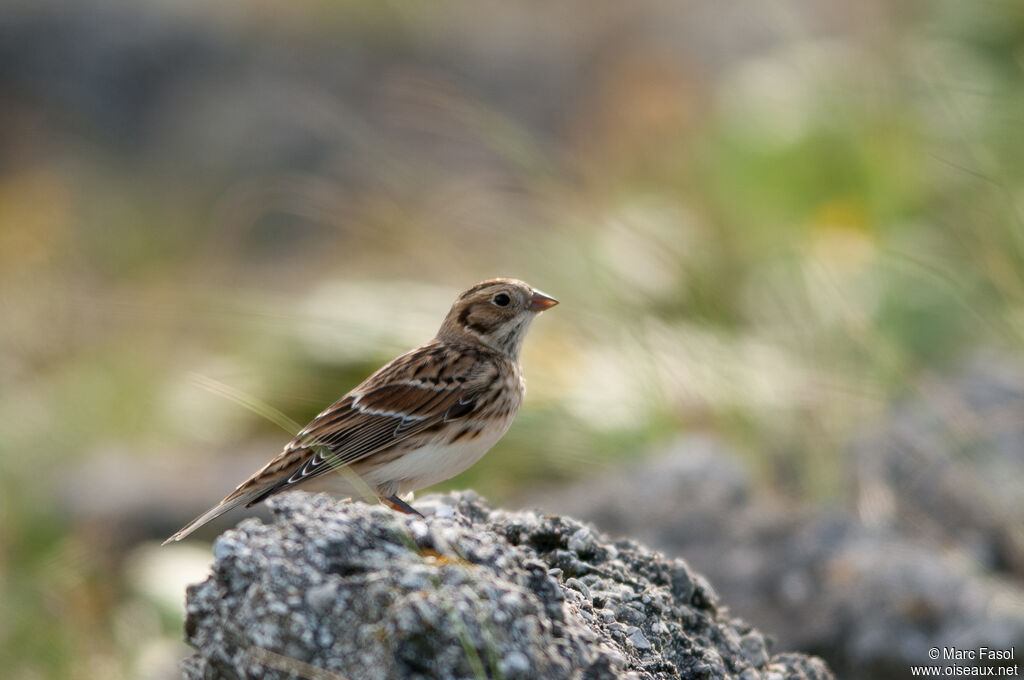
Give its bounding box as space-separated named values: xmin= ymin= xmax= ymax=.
xmin=161 ymin=487 xmax=267 ymax=545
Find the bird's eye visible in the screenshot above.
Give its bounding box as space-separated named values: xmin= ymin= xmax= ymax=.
xmin=492 ymin=293 xmax=511 ymax=307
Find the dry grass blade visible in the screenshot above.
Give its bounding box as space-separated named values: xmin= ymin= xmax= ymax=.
xmin=248 ymin=646 xmax=351 ymax=680
xmin=190 ymin=373 xmax=303 ymax=435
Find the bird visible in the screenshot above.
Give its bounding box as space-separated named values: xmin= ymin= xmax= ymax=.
xmin=163 ymin=278 xmax=558 ymax=544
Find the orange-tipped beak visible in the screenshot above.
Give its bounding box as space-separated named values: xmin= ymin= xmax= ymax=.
xmin=529 ymin=290 xmax=559 ymax=312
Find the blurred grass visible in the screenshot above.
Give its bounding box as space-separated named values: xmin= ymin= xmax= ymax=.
xmin=1 ymin=0 xmax=1023 ymax=678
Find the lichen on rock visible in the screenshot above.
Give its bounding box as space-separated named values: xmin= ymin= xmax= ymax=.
xmin=182 ymin=491 xmax=833 ymax=680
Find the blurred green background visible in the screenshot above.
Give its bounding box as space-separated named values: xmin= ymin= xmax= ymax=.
xmin=2 ymin=0 xmax=1023 ymax=678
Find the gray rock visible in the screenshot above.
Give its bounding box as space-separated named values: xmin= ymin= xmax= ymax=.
xmin=522 ymin=428 xmax=1024 ymax=680
xmin=182 ymin=491 xmax=833 ymax=680
xmin=850 ymin=352 xmax=1024 ymax=577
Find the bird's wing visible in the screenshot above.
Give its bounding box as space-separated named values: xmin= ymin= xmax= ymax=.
xmin=253 ymin=385 xmax=477 ymax=495
xmin=163 ymin=344 xmax=493 ymax=543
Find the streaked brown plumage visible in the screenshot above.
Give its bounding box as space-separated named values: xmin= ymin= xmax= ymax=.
xmin=163 ymin=278 xmax=557 ymax=544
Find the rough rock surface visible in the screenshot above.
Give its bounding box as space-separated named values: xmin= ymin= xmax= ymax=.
xmin=182 ymin=491 xmax=833 ymax=680
xmin=522 ymin=429 xmax=1024 ymax=680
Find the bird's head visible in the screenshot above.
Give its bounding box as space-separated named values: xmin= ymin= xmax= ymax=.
xmin=437 ymin=278 xmax=558 ymax=357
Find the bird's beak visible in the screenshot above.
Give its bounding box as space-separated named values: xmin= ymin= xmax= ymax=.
xmin=528 ymin=290 xmax=559 ymax=311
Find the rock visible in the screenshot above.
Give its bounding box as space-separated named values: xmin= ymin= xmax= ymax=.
xmin=784 ymin=518 xmax=1024 ymax=679
xmin=517 ymin=436 xmax=798 ymax=633
xmin=521 ymin=433 xmax=1024 ymax=680
xmin=849 ymin=352 xmax=1024 ymax=578
xmin=182 ymin=491 xmax=834 ymax=680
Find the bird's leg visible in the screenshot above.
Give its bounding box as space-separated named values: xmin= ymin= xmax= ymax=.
xmin=384 ymin=494 xmax=424 ymax=517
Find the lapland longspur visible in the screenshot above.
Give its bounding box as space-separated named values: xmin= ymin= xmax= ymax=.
xmin=164 ymin=278 xmax=557 ymax=543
